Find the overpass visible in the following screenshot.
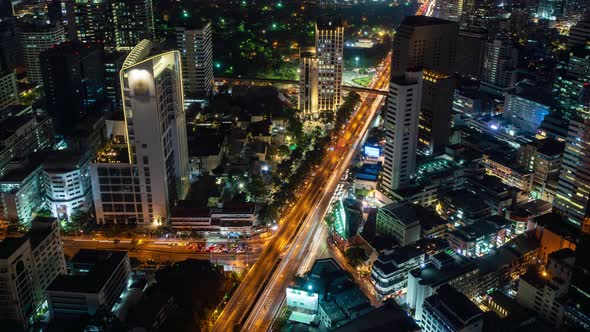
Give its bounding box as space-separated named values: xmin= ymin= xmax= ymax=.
xmin=214 ymin=76 xmax=388 ymax=96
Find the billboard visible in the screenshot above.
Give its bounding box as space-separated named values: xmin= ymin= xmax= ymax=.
xmin=286 ymin=287 xmax=319 ymax=312
xmin=364 ymin=145 xmax=380 ymax=158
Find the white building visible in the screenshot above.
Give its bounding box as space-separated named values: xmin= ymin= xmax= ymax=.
xmin=299 ymin=47 xmax=319 ymax=116
xmin=381 ymin=71 xmax=422 ymax=193
xmin=0 ymin=71 xmax=19 ymax=110
xmin=175 ymin=21 xmax=213 ymax=100
xmin=42 ymin=151 xmax=93 ymax=222
xmin=18 ymin=20 xmax=66 ymax=84
xmin=0 ymin=216 xmax=66 ymax=331
xmin=481 ymin=38 xmax=518 ymax=91
xmin=315 ymin=16 xmax=344 ymax=112
xmin=91 ymin=40 xmax=189 ymax=226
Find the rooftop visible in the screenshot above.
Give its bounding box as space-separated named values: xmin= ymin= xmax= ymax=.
xmin=410 ymin=253 xmax=477 ymax=287
xmin=48 ymin=250 xmax=128 ymax=294
xmin=316 ymin=15 xmax=343 ymax=30
xmin=0 ymin=237 xmax=29 ymax=259
xmin=380 ymin=203 xmax=420 ymax=226
xmin=424 ymin=284 xmax=482 ymax=328
xmin=0 ymin=115 xmax=35 ymax=143
xmin=94 ymin=143 xmax=130 ymax=164
xmin=401 ymin=15 xmax=457 ymax=27
xmin=333 ymin=299 xmax=419 ymax=332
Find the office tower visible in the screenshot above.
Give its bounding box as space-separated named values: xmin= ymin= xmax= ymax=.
xmin=111 ymin=0 xmax=154 ymax=51
xmin=481 ymin=38 xmax=518 ymax=90
xmin=392 ymin=16 xmax=458 ymax=77
xmin=516 ymin=249 xmax=575 ymax=329
xmin=456 ymin=27 xmax=487 ymax=78
xmin=419 ymin=70 xmax=455 ymax=155
xmin=553 ymin=46 xmax=590 ymax=120
xmin=19 ymin=20 xmax=66 ymax=84
xmin=0 ymin=17 xmax=23 ymax=72
xmin=74 ymin=0 xmax=113 ymax=48
xmin=90 ymin=40 xmax=189 ymax=225
xmin=0 ymin=115 xmax=55 ymax=177
xmin=103 ymin=51 xmax=127 ymax=111
xmin=567 ymin=12 xmax=590 ymax=48
xmin=0 ymin=71 xmax=19 ymax=111
xmin=536 ymin=0 xmax=566 ymax=19
xmin=47 ymin=250 xmax=130 ymax=320
xmin=434 ymin=0 xmax=465 ymax=22
xmin=42 ymin=150 xmax=93 ymax=222
xmin=40 ymin=42 xmax=105 ymax=136
xmin=175 ymin=20 xmax=214 ymax=100
xmin=0 ymin=216 xmax=66 ymax=331
xmin=381 ymin=71 xmax=422 ymax=193
xmin=421 ymin=284 xmax=484 ymax=332
xmin=315 ymin=15 xmax=344 ymax=111
xmin=298 ymin=47 xmax=319 ymax=116
xmin=46 ymin=0 xmax=76 ymax=41
xmin=553 ymin=118 xmax=590 ymax=229
xmin=503 ymin=82 xmax=551 ymax=134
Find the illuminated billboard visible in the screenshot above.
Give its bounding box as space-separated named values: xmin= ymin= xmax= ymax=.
xmin=286 ymin=287 xmax=319 ymax=312
xmin=364 ymin=145 xmax=381 ymax=158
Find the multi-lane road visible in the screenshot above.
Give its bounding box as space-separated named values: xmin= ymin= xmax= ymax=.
xmin=211 ymin=53 xmax=391 ymax=332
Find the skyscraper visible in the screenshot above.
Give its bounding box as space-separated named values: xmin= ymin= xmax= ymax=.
xmin=456 ymin=27 xmax=488 ymax=78
xmin=419 ymin=70 xmax=455 ymax=155
xmin=553 ymin=118 xmax=590 ymax=229
xmin=74 ymin=0 xmax=113 ymax=48
xmin=392 ymin=16 xmax=458 ymax=156
xmin=40 ymin=42 xmax=105 ymax=136
xmin=299 ymin=47 xmax=319 ymax=116
xmin=0 ymin=17 xmax=23 ymax=72
xmin=536 ymin=0 xmax=566 ymax=19
xmin=434 ymin=0 xmax=465 ymax=22
xmin=90 ymin=40 xmax=189 ymax=225
xmin=111 ymin=0 xmax=154 ymax=51
xmin=392 ymin=16 xmax=458 ymax=77
xmin=481 ymin=38 xmax=518 ymax=90
xmin=553 ymin=46 xmax=590 ymax=120
xmin=315 ymin=15 xmax=344 ymax=112
xmin=567 ymin=12 xmax=590 ymax=48
xmin=175 ymin=20 xmax=214 ymax=101
xmin=19 ymin=20 xmax=66 ymax=84
xmin=381 ymin=71 xmax=423 ymax=193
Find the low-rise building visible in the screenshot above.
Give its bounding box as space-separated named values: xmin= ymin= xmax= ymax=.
xmin=376 ymin=203 xmax=421 ymax=246
xmin=421 ymin=284 xmax=484 ymax=332
xmin=170 ymin=201 xmax=256 ymax=235
xmin=371 ymin=238 xmax=449 ymax=300
xmin=46 ymin=250 xmax=131 ymax=320
xmin=406 ymin=252 xmax=479 ymax=321
xmin=481 ymin=154 xmax=534 ymax=193
xmin=516 ymin=248 xmax=575 ymax=328
xmin=439 ymin=190 xmax=492 ymax=226
xmin=0 ymin=160 xmax=44 ymax=226
xmin=447 ymin=216 xmax=511 ymax=257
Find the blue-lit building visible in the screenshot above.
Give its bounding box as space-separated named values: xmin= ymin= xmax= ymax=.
xmin=503 ymin=82 xmax=551 ymax=134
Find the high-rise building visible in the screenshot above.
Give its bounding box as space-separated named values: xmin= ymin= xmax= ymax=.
xmin=111 ymin=0 xmax=154 ymax=51
xmin=381 ymin=71 xmax=422 ymax=193
xmin=46 ymin=0 xmax=76 ymax=41
xmin=434 ymin=0 xmax=465 ymax=22
xmin=503 ymin=82 xmax=552 ymax=134
xmin=0 ymin=17 xmax=23 ymax=72
xmin=299 ymin=47 xmax=319 ymax=116
xmin=567 ymin=12 xmax=590 ymax=48
xmin=421 ymin=284 xmax=484 ymax=332
xmin=103 ymin=51 xmax=127 ymax=112
xmin=18 ymin=20 xmax=66 ymax=84
xmin=175 ymin=20 xmax=214 ymax=100
xmin=315 ymin=15 xmax=344 ymax=112
xmin=553 ymin=46 xmax=590 ymax=120
xmin=536 ymin=0 xmax=566 ymax=20
xmin=0 ymin=71 xmax=19 ymax=111
xmin=90 ymin=40 xmax=189 ymax=225
xmin=0 ymin=0 xmax=12 ymax=17
xmin=456 ymin=27 xmax=487 ymax=78
xmin=40 ymin=42 xmax=105 ymax=136
xmin=553 ymin=118 xmax=590 ymax=229
xmin=0 ymin=216 xmax=66 ymax=331
xmin=419 ymin=70 xmax=455 ymax=155
xmin=481 ymin=38 xmax=518 ymax=91
xmin=392 ymin=16 xmax=458 ymax=77
xmin=74 ymin=0 xmax=113 ymax=48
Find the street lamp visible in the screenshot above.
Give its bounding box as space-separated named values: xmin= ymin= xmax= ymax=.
xmin=355 ymin=56 xmax=360 ymax=68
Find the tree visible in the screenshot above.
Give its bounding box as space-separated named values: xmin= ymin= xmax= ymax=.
xmin=344 ymin=246 xmax=366 ymax=268
xmin=277 ymin=145 xmax=291 ymax=158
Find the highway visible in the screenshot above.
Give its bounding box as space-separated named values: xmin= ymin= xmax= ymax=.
xmin=211 ymin=52 xmax=391 ymax=331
